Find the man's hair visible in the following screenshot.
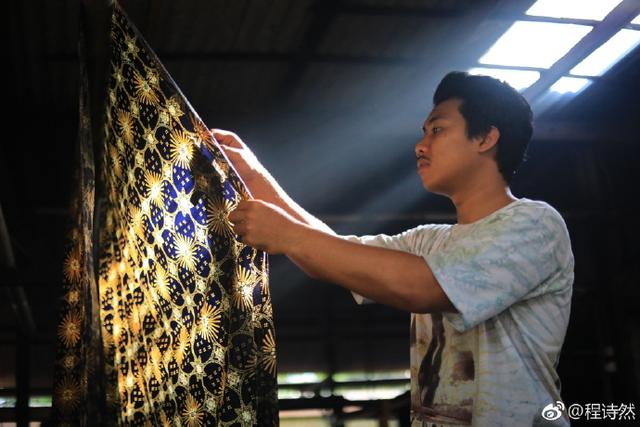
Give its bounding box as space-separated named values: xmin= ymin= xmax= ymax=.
xmin=433 ymin=71 xmax=533 ymax=184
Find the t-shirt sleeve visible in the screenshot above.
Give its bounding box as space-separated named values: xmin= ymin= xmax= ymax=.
xmin=425 ymin=206 xmax=571 ymax=332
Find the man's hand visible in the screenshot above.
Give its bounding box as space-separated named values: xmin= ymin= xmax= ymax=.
xmin=211 ymin=129 xmax=268 ymax=183
xmin=229 ymin=199 xmax=304 ymax=254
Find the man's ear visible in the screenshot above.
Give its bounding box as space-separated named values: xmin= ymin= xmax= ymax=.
xmin=477 ymin=126 xmax=500 ymax=154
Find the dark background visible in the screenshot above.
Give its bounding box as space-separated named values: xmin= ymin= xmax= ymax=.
xmin=3 ymin=0 xmax=640 ymax=424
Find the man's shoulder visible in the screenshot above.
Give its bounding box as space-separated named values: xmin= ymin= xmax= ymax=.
xmin=502 ymin=198 xmax=567 ymax=230
xmin=512 ymin=198 xmax=569 ymax=234
xmin=511 ymin=197 xmax=559 ymax=215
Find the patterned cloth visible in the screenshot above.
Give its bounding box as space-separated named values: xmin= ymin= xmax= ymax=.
xmin=346 ymin=198 xmax=574 ymax=426
xmin=53 ymin=2 xmax=278 ymax=425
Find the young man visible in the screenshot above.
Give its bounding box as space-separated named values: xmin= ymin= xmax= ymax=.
xmin=216 ymin=71 xmax=574 ymax=426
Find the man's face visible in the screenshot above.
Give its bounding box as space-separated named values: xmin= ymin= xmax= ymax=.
xmin=415 ymin=98 xmax=482 ymax=196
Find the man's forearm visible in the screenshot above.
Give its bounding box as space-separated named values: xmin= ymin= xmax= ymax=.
xmin=213 ymin=129 xmax=335 ymax=235
xmin=246 ymin=173 xmax=336 ymax=235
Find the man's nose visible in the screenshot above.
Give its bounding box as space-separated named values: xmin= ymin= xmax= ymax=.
xmin=415 ymin=137 xmax=428 ymax=157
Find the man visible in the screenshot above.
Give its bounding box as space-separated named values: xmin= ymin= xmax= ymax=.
xmin=215 ymin=71 xmax=574 ymax=426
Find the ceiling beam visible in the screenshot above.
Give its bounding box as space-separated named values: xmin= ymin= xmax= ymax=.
xmin=523 ymin=0 xmax=640 ymax=102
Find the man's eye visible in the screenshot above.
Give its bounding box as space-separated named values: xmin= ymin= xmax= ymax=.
xmin=432 ymin=127 xmax=442 ymax=134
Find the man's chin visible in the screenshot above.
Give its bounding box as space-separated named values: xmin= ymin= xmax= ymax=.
xmin=422 ymin=181 xmax=447 ymax=196
xmin=421 ymin=179 xmax=437 ymax=192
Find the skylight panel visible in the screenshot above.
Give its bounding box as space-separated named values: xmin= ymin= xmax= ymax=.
xmin=570 ymin=29 xmax=640 ymax=76
xmin=479 ymin=21 xmax=592 ymax=69
xmin=526 ymin=0 xmax=623 ymax=21
xmin=468 ymin=68 xmax=540 ymax=91
xmin=549 ymin=77 xmax=592 ymax=94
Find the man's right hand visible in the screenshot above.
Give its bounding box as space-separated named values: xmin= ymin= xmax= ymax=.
xmin=211 ymin=128 xmax=268 ymax=184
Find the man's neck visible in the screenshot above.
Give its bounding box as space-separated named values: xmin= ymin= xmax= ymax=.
xmin=450 ymin=182 xmax=516 ymax=225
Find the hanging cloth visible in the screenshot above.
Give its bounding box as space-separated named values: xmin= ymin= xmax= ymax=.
xmin=53 ymin=2 xmax=279 ymax=425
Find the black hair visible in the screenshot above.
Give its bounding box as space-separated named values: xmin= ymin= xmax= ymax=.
xmin=433 ymin=71 xmax=533 ymax=184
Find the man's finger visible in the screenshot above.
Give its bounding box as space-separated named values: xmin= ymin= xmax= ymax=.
xmin=229 ymin=201 xmax=251 ymax=220
xmin=233 ymin=223 xmax=247 ymax=236
xmin=235 ymin=200 xmax=252 ymax=211
xmin=228 ymin=209 xmax=244 ymax=223
xmin=211 ymin=128 xmax=243 ymax=149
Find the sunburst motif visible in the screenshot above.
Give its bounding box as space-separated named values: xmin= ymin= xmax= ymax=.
xmin=169 ymin=129 xmax=195 ymax=168
xmin=129 ymin=304 xmax=142 ymax=335
xmin=117 ymin=109 xmax=134 ymax=144
xmin=58 ymin=310 xmax=82 ymax=348
xmin=236 ymin=265 xmax=257 ymax=288
xmin=260 ymin=329 xmax=277 ymax=376
xmin=144 ymin=170 xmax=164 ymax=205
xmin=159 ymin=410 xmax=170 ymax=427
xmin=173 ymin=234 xmax=197 ymax=270
xmin=232 ymin=266 xmax=256 ymax=309
xmin=54 ymin=375 xmax=81 ymax=413
xmin=154 ymin=264 xmax=172 ymax=302
xmin=198 ymin=303 xmax=222 ymax=342
xmin=128 ymin=205 xmax=144 ymax=237
xmin=133 ymin=71 xmax=160 ymax=105
xmin=112 ymin=316 xmax=122 ymax=339
xmin=63 ymin=250 xmax=82 ymax=283
xmin=150 ymin=345 xmax=164 ymax=382
xmin=175 ymin=325 xmax=189 ymax=365
xmin=231 ymin=287 xmax=251 ymax=311
xmin=109 ymin=145 xmax=123 ymax=177
xmin=206 ymin=197 xmax=235 ymax=237
xmin=181 ymin=393 xmax=204 ymax=427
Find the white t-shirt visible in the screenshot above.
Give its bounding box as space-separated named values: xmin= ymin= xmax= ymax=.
xmin=343 ymin=198 xmax=574 ymax=426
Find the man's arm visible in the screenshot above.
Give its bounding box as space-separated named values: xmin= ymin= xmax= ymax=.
xmin=229 ymin=200 xmax=456 ymax=314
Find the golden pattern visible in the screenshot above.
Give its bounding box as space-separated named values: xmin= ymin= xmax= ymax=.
xmin=54 ymin=375 xmax=82 ymax=413
xmin=182 ymin=394 xmax=205 ymax=427
xmin=206 ymin=196 xmax=236 ymax=237
xmin=260 ymin=329 xmax=278 ymax=377
xmin=58 ymin=310 xmax=82 ymax=348
xmin=63 ymin=250 xmax=82 ymax=284
xmin=198 ymin=303 xmax=223 ymax=342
